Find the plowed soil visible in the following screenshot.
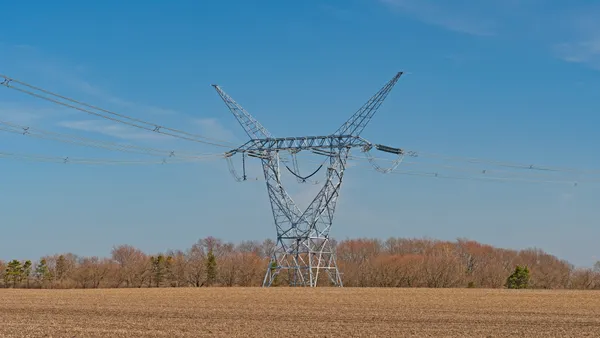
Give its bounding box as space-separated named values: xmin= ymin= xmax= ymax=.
xmin=1 ymin=288 xmax=599 ymax=337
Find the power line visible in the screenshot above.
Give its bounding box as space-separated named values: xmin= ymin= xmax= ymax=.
xmin=0 ymin=74 xmax=236 ymax=148
xmin=405 ymin=150 xmax=600 ymax=176
xmin=6 ymin=74 xmax=591 ymax=176
xmin=225 ymin=145 xmax=596 ymax=185
xmin=388 ymin=169 xmax=582 ymax=185
xmin=224 ymin=157 xmax=589 ymax=186
xmin=351 ymin=156 xmax=577 ymax=180
xmin=346 ymin=158 xmax=587 ymax=185
xmin=0 ymin=120 xmax=225 ymax=160
xmin=350 ymin=150 xmax=600 ymax=177
xmin=299 ymin=156 xmax=583 ymax=185
xmin=3 ymin=74 xmax=595 ymax=187
xmin=0 ymin=149 xmax=221 ymax=166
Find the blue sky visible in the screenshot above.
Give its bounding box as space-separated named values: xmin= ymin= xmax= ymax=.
xmin=1 ymin=0 xmax=600 ymax=267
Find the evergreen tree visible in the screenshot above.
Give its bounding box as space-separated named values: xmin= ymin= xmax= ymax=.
xmin=150 ymin=254 xmax=167 ymax=287
xmin=35 ymin=259 xmax=52 ymax=287
xmin=506 ymin=265 xmax=530 ymax=289
xmin=22 ymin=260 xmax=32 ymax=288
xmin=5 ymin=260 xmax=23 ymax=288
xmin=205 ymin=249 xmax=217 ymax=286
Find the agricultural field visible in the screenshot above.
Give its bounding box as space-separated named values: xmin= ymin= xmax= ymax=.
xmin=1 ymin=288 xmax=599 ymax=337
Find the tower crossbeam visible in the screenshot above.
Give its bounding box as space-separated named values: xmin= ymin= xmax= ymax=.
xmin=225 ymin=135 xmax=372 ymax=156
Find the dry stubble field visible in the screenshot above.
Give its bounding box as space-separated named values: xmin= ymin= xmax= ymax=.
xmin=1 ymin=288 xmax=600 ymax=337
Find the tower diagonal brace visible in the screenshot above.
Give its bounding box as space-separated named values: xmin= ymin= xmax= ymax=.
xmin=262 ymin=147 xmax=350 ymax=287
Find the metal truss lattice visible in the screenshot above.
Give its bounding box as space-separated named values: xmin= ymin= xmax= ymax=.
xmin=213 ymin=72 xmax=404 ymax=287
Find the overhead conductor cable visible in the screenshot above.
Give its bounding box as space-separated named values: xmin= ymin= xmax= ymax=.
xmin=0 ymin=74 xmax=235 ymax=148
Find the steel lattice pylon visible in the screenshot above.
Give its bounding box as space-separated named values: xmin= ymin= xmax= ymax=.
xmin=213 ymin=72 xmax=404 ymax=287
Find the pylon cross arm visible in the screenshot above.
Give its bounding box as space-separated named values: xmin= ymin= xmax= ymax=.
xmin=228 ymin=135 xmax=372 ymax=155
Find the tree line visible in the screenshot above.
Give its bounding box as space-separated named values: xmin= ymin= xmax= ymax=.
xmin=1 ymin=236 xmax=599 ymax=289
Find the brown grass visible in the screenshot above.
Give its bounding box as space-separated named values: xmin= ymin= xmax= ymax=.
xmin=1 ymin=288 xmax=599 ymax=337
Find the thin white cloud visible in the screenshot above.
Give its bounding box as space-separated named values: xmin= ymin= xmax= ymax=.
xmin=0 ymin=106 xmax=46 ymax=125
xmin=379 ymin=0 xmax=600 ymax=71
xmin=1 ymin=44 xmax=221 ymax=148
xmin=4 ymin=44 xmax=178 ymax=119
xmin=554 ymin=39 xmax=600 ymax=70
xmin=551 ymin=8 xmax=600 ymax=70
xmin=193 ymin=118 xmax=237 ymax=143
xmin=57 ymin=120 xmax=169 ymax=141
xmin=379 ymin=0 xmax=496 ymax=36
xmin=0 ymin=102 xmax=75 ymax=125
xmin=72 ymin=79 xmax=178 ymax=117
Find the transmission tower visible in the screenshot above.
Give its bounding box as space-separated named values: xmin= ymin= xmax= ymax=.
xmin=212 ymin=72 xmax=404 ymax=287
